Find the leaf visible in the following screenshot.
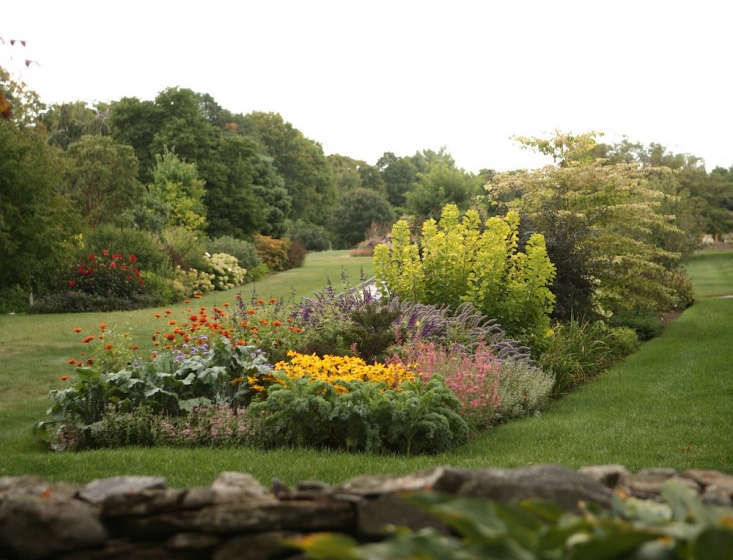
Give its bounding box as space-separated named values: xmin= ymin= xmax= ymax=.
xmin=692 ymin=528 xmax=733 ymax=560
xmin=179 ymin=397 xmax=212 ymax=412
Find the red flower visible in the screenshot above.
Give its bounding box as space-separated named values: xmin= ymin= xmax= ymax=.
xmin=77 ymin=267 xmax=86 ymax=275
xmin=132 ymin=268 xmax=140 ymax=275
xmin=112 ymin=253 xmax=122 ymax=260
xmin=129 ymin=254 xmax=138 ymax=263
xmin=68 ymin=280 xmax=76 ymax=287
xmin=120 ymin=264 xmax=127 ymax=270
xmin=109 ymin=261 xmax=117 ymax=269
xmin=101 ymin=249 xmax=109 ymax=256
xmin=88 ymin=254 xmax=96 ymax=261
xmin=138 ymin=278 xmax=144 ymax=285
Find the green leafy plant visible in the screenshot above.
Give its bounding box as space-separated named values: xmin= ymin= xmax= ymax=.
xmin=296 ymin=480 xmax=733 ymax=559
xmin=251 ymin=374 xmax=468 ymax=455
xmin=36 ymin=340 xmax=274 ymax=449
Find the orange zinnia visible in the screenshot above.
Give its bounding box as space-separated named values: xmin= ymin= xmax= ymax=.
xmin=272 ymin=320 xmax=282 ymax=327
xmin=168 ymin=319 xmax=176 ymax=325
xmin=98 ymin=322 xmax=107 ymax=330
xmin=269 ymin=297 xmax=277 ymax=303
xmin=83 ymin=335 xmax=94 ymax=343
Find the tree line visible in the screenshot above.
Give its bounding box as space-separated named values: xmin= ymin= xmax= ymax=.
xmin=1 ymin=69 xmax=732 ymax=306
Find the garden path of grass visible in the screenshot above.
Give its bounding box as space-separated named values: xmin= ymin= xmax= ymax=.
xmin=0 ymin=250 xmax=731 ymax=486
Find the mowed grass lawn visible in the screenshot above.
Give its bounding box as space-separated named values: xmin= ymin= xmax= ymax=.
xmin=0 ymin=249 xmax=731 ymax=486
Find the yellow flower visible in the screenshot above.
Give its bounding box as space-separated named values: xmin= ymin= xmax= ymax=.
xmin=273 ymin=351 xmax=415 ymax=393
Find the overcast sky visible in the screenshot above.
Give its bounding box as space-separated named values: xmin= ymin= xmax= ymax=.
xmin=3 ymin=0 xmax=732 ymax=172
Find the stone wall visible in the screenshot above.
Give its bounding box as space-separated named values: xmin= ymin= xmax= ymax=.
xmin=1 ymin=465 xmax=731 ymax=559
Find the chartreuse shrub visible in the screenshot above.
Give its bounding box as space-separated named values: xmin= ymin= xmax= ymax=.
xmin=295 ymin=480 xmax=733 ymax=559
xmin=374 ymin=204 xmax=556 ymax=350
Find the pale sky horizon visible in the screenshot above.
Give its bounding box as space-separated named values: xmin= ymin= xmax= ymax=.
xmin=3 ymin=0 xmax=733 ymax=173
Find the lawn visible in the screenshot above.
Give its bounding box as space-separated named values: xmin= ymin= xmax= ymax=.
xmin=1 ymin=250 xmax=731 ymax=486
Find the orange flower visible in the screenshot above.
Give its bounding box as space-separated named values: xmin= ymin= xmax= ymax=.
xmin=269 ymin=297 xmax=277 ymax=304
xmin=235 ymin=339 xmax=247 ymax=346
xmin=259 ymin=319 xmax=269 ymax=326
xmin=247 ymin=309 xmax=256 ymax=315
xmin=256 ymin=298 xmax=265 ymax=305
xmin=66 ymin=358 xmax=77 ymax=365
xmin=104 ymin=344 xmax=114 ymax=351
xmin=154 ymin=313 xmax=161 ymax=318
xmin=193 ymin=294 xmax=201 ymax=299
xmin=272 ymin=320 xmax=282 ymax=327
xmin=168 ymin=319 xmax=176 ymax=325
xmin=98 ymin=322 xmax=107 ymax=331
xmin=73 ymin=327 xmax=82 ymax=333
xmin=59 ymin=375 xmax=69 ymax=381
xmin=86 ymin=358 xmax=94 ymax=365
xmin=151 ymin=352 xmax=158 ymax=359
xmin=83 ymin=335 xmax=94 ymax=343
xmin=153 ymin=341 xmax=160 ymax=346
xmin=184 ymin=299 xmax=191 ymax=304
xmin=164 ymin=333 xmax=176 ymax=341
xmin=130 ymin=344 xmax=139 ymax=351
xmin=223 ymin=302 xmax=230 ymax=307
xmin=239 ymin=321 xmax=249 ymax=328
xmin=164 ymin=309 xmax=172 ymax=315
xmin=98 ymin=335 xmax=104 ymax=340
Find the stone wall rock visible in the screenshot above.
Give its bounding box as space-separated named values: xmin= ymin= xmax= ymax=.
xmin=1 ymin=464 xmax=730 ymax=559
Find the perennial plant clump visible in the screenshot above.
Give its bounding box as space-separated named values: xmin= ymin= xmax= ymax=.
xmin=273 ymin=351 xmax=415 ymax=394
xmin=67 ymin=250 xmax=145 ymax=297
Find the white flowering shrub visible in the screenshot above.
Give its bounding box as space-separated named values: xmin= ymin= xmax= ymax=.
xmin=174 ymin=265 xmax=215 ymax=296
xmin=205 ymin=252 xmax=247 ymax=291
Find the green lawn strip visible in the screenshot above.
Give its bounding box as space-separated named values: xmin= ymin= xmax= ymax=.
xmin=1 ymin=250 xmax=731 ymax=485
xmin=684 ymin=248 xmax=733 ymax=297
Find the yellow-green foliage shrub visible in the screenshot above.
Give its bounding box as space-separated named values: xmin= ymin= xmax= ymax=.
xmin=375 ymin=204 xmax=556 ymax=349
